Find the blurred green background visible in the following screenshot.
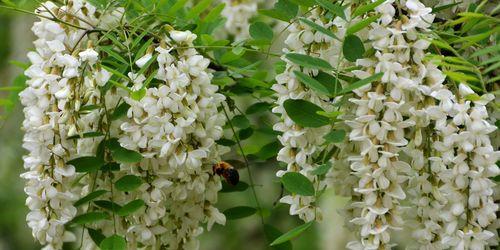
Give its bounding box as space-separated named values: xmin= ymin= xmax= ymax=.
xmin=0 ymin=3 xmax=356 ymax=250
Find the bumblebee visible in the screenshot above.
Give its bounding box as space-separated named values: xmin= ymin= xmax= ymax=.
xmin=213 ymin=161 xmax=239 ymax=186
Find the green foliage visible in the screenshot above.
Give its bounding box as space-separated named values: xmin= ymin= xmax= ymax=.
xmin=117 ymin=199 xmax=145 ymax=216
xmin=100 ymin=235 xmax=127 ymax=250
xmin=71 ymin=212 xmax=109 ymax=225
xmin=323 ymin=129 xmax=346 ymax=143
xmin=285 ymin=53 xmax=333 ymax=71
xmin=223 ymin=206 xmax=257 ymax=220
xmin=299 ymin=17 xmax=338 ymax=41
xmin=270 ymin=221 xmax=314 ymax=246
xmin=74 ymin=190 xmax=108 ymax=207
xmin=250 ymin=22 xmax=274 ymax=42
xmin=283 ymin=99 xmax=330 ymax=128
xmin=67 ymin=156 xmax=105 ymax=173
xmin=315 ymin=0 xmax=345 ymax=20
xmin=220 ymin=181 xmax=249 ymax=193
xmin=343 ymin=35 xmax=365 ymax=62
xmin=293 ymin=71 xmax=331 ymax=95
xmin=115 ymin=175 xmax=143 ymax=192
xmin=281 ymin=172 xmax=315 ymax=196
xmin=338 ymin=72 xmax=384 ymax=96
xmin=260 ymin=0 xmax=298 ymax=22
xmin=310 ymin=162 xmax=333 ymax=176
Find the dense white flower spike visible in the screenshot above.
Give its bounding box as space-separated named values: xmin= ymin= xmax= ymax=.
xmin=20 ymin=1 xmax=102 ymax=249
xmin=344 ymin=1 xmax=440 ymax=249
xmin=116 ymin=30 xmax=227 ymax=249
xmin=273 ymin=8 xmax=348 ymax=222
xmin=434 ymin=84 xmax=499 ymax=249
xmin=220 ymin=0 xmax=261 ymax=40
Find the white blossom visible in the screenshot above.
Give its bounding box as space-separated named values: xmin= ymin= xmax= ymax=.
xmin=273 ymin=7 xmax=349 ymax=222
xmin=116 ymin=30 xmax=227 ymax=249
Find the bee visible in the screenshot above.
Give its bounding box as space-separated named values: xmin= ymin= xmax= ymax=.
xmin=213 ymin=161 xmax=239 ymax=186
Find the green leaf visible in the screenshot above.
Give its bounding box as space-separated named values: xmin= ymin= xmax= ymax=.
xmin=74 ymin=190 xmax=108 ymax=207
xmin=338 ymin=72 xmax=384 ymax=96
xmin=250 ymin=22 xmax=274 ymax=41
xmin=101 ymin=47 xmax=129 ymax=65
xmin=471 ymin=44 xmax=500 ymax=57
xmin=484 ymin=61 xmax=500 ymax=74
xmin=270 ymin=222 xmax=314 ymax=246
xmin=343 ymin=35 xmax=365 ymax=62
xmin=432 ymin=2 xmax=463 ymax=13
xmin=255 ymin=141 xmax=281 ymax=160
xmin=479 ymin=55 xmax=500 ymax=66
xmin=94 ymin=200 xmax=122 ymax=212
xmin=101 ymin=162 xmax=120 ymax=172
xmin=453 ymin=27 xmax=499 ymax=47
xmin=110 ymin=102 xmax=130 ymax=121
xmin=259 ymin=0 xmax=298 ymax=22
xmin=186 ymin=0 xmax=213 ymax=19
xmin=281 ymin=172 xmax=315 ymax=196
xmin=444 ymin=71 xmax=478 ymax=83
xmin=315 ymin=0 xmax=345 ymax=19
xmin=246 ymin=102 xmax=272 ymax=115
xmin=323 ymin=129 xmax=346 ymax=143
xmin=67 ymin=156 xmax=105 ymax=173
xmin=117 ymin=199 xmax=145 ymax=216
xmin=310 ymin=162 xmax=333 ymax=176
xmin=283 ymin=99 xmax=330 ymax=128
xmin=289 ymin=0 xmax=315 ymax=7
xmin=220 ymin=181 xmax=249 ymax=193
xmin=100 ymin=235 xmax=126 ymax=250
xmin=71 ymin=212 xmax=108 ymax=225
xmin=347 ymin=14 xmax=381 ymax=34
xmin=130 ymin=88 xmax=146 ymax=101
xmin=204 ymin=3 xmax=225 ymax=22
xmin=298 ymin=17 xmax=338 ymax=41
xmin=167 ymin=0 xmax=188 ymax=16
xmin=238 ymin=127 xmax=254 ymax=140
xmin=264 ymin=224 xmax=293 ymax=250
xmin=223 ymin=206 xmax=257 ymax=220
xmin=216 ymin=138 xmax=236 ymax=146
xmin=111 ymin=147 xmax=143 ymax=164
xmin=285 ymin=53 xmax=333 ymax=71
xmin=103 ymin=32 xmax=126 ymax=50
xmin=353 ymin=0 xmax=385 ymax=17
xmin=294 ymin=71 xmax=330 ymax=95
xmin=232 ymin=115 xmax=251 ymax=129
xmin=87 ymin=228 xmax=105 ymax=246
xmin=315 ymin=72 xmax=341 ymax=95
xmin=115 ymin=175 xmax=143 ymax=192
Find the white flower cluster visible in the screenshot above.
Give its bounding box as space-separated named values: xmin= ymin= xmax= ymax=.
xmin=272 ymin=8 xmax=349 ymax=222
xmin=428 ymin=84 xmax=498 ymax=249
xmin=21 ymin=1 xmax=228 ymax=249
xmin=343 ymin=0 xmax=445 ymax=249
xmin=114 ymin=30 xmax=227 ymax=249
xmin=220 ymin=0 xmax=261 ymax=40
xmin=19 ymin=1 xmax=104 ymax=249
xmin=338 ymin=0 xmax=499 ymax=249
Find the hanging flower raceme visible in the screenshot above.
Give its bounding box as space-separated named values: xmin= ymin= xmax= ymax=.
xmin=343 ymin=0 xmax=440 ymax=249
xmin=21 ymin=1 xmax=227 ymax=249
xmin=220 ymin=0 xmax=261 ymax=40
xmin=272 ymin=7 xmax=349 ymax=222
xmin=432 ymin=84 xmax=499 ymax=249
xmin=19 ymin=1 xmax=105 ymax=249
xmin=116 ymin=30 xmax=227 ymax=249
